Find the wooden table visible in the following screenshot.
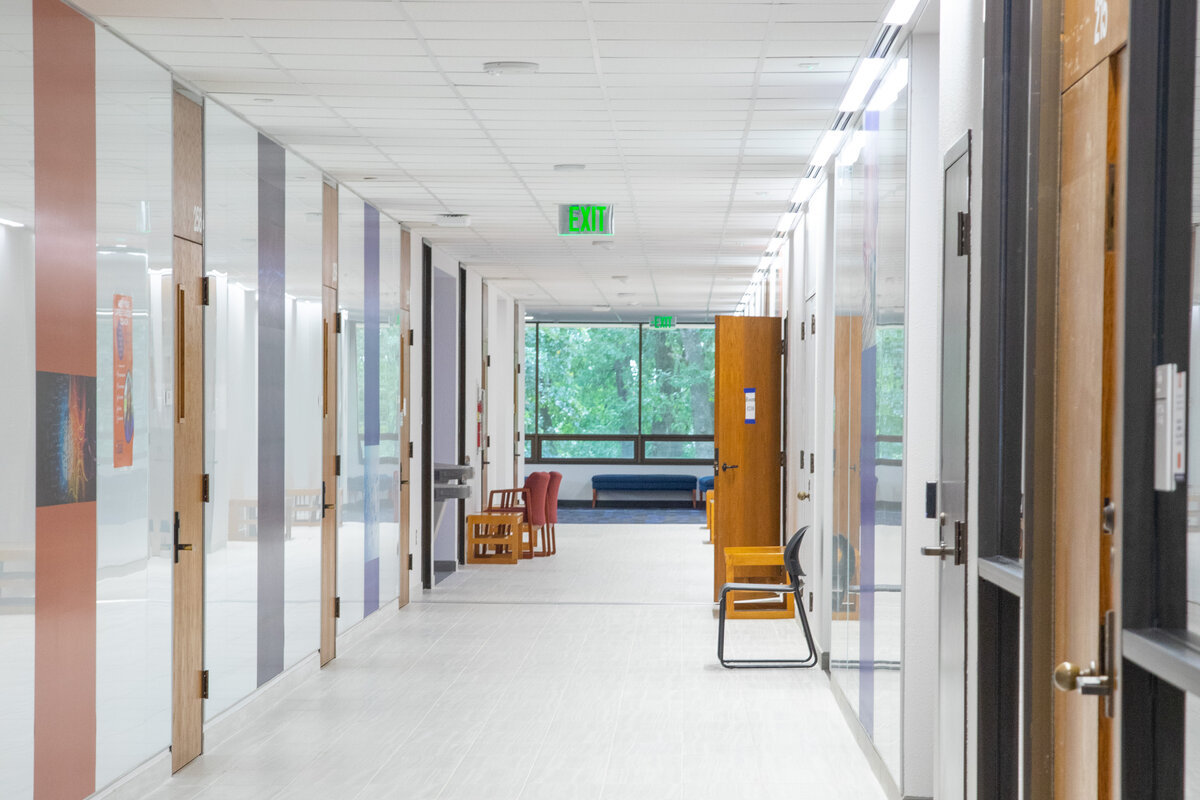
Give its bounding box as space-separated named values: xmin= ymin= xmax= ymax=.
xmin=722 ymin=545 xmax=794 ymax=619
xmin=466 ymin=513 xmax=524 ymax=564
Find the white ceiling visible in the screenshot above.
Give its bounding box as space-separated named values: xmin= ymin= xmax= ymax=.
xmin=71 ymin=0 xmax=892 ymax=320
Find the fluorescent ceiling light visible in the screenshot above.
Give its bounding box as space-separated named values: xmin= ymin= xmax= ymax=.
xmin=884 ymin=0 xmax=922 ymax=26
xmin=840 ymin=58 xmax=886 ymax=112
xmin=867 ymin=59 xmax=910 ymax=111
xmin=791 ymin=177 xmax=821 ymax=205
xmin=0 ymin=217 xmax=25 ymax=228
xmin=809 ymin=130 xmax=843 ymax=167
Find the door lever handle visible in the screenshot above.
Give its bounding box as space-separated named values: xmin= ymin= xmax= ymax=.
xmin=921 ymin=544 xmax=956 ymax=558
xmin=721 ymin=463 xmax=739 ymax=472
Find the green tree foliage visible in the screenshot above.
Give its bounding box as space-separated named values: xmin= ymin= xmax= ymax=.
xmin=874 ymin=325 xmax=904 ymax=460
xmin=525 ymin=323 xmax=715 ymax=459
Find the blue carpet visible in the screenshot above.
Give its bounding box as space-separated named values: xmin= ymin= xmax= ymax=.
xmin=557 ymin=506 xmax=707 ymax=524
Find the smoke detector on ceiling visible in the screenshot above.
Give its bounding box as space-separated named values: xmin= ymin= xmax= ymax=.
xmin=435 ymin=214 xmax=471 ymax=228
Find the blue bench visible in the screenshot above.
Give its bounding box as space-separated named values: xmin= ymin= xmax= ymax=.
xmin=698 ymin=475 xmax=715 ymax=495
xmin=591 ymin=474 xmax=700 ymax=508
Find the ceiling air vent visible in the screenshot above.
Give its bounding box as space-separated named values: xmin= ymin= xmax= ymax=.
xmin=435 ymin=214 xmax=471 ymax=228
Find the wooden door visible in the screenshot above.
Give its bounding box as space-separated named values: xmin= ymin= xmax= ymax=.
xmin=1052 ymin=3 xmax=1127 ymax=791
xmin=833 ymin=315 xmax=862 ymax=619
xmin=797 ymin=297 xmax=816 ymax=544
xmin=320 ymin=181 xmax=338 ymax=666
xmin=713 ymin=315 xmax=783 ymax=599
xmin=171 ymin=90 xmax=205 ymax=774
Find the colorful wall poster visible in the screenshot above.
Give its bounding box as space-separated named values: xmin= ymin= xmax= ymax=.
xmin=112 ymin=293 xmax=133 ymax=468
xmin=35 ymin=371 xmax=98 ymax=506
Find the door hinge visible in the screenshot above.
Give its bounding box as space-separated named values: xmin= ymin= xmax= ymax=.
xmin=957 ymin=211 xmax=971 ymax=256
xmin=953 ymin=519 xmax=967 ymax=566
xmin=486 ymin=435 xmax=491 ymax=447
xmin=201 ymin=276 xmax=211 ymax=306
xmin=800 ymin=449 xmax=805 ymax=467
xmin=809 ymin=453 xmax=814 ymax=473
xmin=200 ymin=670 xmax=209 ymax=699
xmin=517 ymin=363 xmax=522 ymax=374
xmin=334 ymin=596 xmax=341 ymax=618
xmin=202 ymin=474 xmax=210 ymax=503
xmin=486 ymin=354 xmax=492 ymax=367
xmin=780 ymin=338 xmax=786 ymax=357
xmin=809 ymin=591 xmax=814 ymax=613
xmin=336 ymin=312 xmax=342 ymax=334
xmin=408 ymin=554 xmax=413 ymax=571
xmin=810 ymin=314 xmax=816 ymax=337
xmin=408 ymin=441 xmax=414 ymax=459
xmin=335 ymin=455 xmax=341 ymax=476
xmin=408 ymin=329 xmax=414 ymax=346
xmin=780 ymin=452 xmax=785 ymax=467
xmin=800 ymin=322 xmax=805 ymax=341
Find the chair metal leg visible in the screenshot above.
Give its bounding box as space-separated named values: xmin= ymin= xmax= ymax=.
xmin=717 ymin=586 xmax=818 ymax=669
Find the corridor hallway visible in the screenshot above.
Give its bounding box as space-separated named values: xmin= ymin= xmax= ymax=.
xmin=130 ymin=525 xmax=886 ymax=800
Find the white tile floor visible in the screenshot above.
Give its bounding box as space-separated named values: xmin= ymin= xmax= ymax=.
xmin=137 ymin=523 xmax=887 ymax=800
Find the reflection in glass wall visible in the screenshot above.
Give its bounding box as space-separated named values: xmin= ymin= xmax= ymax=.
xmin=0 ymin=1 xmax=34 ymax=794
xmin=282 ymin=153 xmax=322 ymax=669
xmin=830 ymin=54 xmax=909 ymax=781
xmin=204 ymin=103 xmax=261 ymax=719
xmin=338 ymin=195 xmax=366 ymax=630
xmin=93 ymin=29 xmax=173 ymax=786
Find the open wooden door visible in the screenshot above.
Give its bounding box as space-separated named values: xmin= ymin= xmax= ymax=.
xmin=1051 ymin=2 xmax=1128 ymax=794
xmin=713 ymin=315 xmax=783 ymax=599
xmin=171 ymin=89 xmax=205 ymax=773
xmin=320 ymin=181 xmax=339 ymax=666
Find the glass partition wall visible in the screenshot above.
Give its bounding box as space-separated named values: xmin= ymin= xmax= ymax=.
xmin=829 ymin=54 xmax=910 ymax=781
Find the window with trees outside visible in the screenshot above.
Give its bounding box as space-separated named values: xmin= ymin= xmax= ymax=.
xmin=525 ymin=323 xmax=715 ymax=463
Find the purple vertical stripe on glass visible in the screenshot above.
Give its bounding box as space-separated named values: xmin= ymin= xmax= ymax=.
xmin=257 ymin=134 xmax=286 ymax=685
xmin=363 ymin=203 xmax=380 ymax=614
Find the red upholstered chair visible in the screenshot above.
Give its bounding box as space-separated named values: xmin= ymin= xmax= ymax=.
xmin=524 ymin=472 xmax=550 ymax=559
xmin=543 ymin=471 xmax=563 ymax=556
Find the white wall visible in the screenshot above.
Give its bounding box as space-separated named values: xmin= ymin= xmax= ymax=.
xmin=901 ymin=29 xmax=942 ymax=799
xmin=940 ymin=0 xmax=985 ymax=796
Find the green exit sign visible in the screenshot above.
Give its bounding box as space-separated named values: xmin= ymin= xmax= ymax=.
xmin=558 ymin=204 xmax=614 ymax=235
xmin=651 ymin=315 xmax=674 ymax=329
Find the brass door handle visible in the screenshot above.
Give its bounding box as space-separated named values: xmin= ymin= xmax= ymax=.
xmin=797 ymin=491 xmax=811 ymax=500
xmin=1053 ymin=661 xmax=1112 ymax=696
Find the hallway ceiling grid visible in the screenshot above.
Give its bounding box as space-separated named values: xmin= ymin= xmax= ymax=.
xmin=71 ymin=0 xmax=888 ymax=319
